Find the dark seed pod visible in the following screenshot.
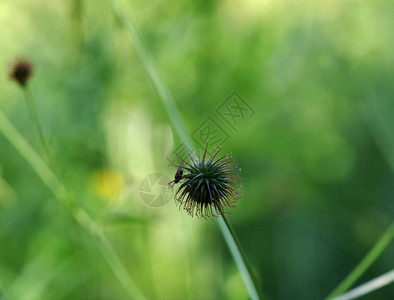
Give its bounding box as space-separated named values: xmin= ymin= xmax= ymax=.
xmin=8 ymin=57 xmax=34 ymax=87
xmin=170 ymin=141 xmax=243 ymax=219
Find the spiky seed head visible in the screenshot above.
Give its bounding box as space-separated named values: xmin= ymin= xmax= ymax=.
xmin=8 ymin=57 xmax=34 ymax=87
xmin=169 ymin=142 xmax=243 ymax=219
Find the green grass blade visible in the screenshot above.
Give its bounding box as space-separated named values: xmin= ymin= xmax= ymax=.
xmin=326 ymin=222 xmax=394 ymax=299
xmin=332 ymin=269 xmax=394 ymax=300
xmin=74 ymin=209 xmax=147 ymax=300
xmin=326 ymin=95 xmax=394 ymax=299
xmin=0 ymin=110 xmax=66 ymax=200
xmin=0 ymin=110 xmax=146 ymax=300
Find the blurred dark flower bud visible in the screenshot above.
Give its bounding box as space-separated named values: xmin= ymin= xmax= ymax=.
xmin=8 ymin=57 xmax=34 ymax=87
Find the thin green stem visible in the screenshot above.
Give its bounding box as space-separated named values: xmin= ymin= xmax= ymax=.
xmin=326 ymin=222 xmax=394 ymax=299
xmin=109 ymin=0 xmax=191 ymax=148
xmin=0 ymin=110 xmax=66 ymax=200
xmin=74 ymin=209 xmax=147 ymax=300
xmin=0 ymin=110 xmax=146 ymax=300
xmin=23 ymin=86 xmax=52 ymax=163
xmin=218 ymin=214 xmax=262 ymax=300
xmin=108 ymin=2 xmax=262 ymax=299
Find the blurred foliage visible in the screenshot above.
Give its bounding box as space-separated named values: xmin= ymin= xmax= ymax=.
xmin=0 ymin=0 xmax=393 ymax=299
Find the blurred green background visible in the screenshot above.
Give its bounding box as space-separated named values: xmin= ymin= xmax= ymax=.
xmin=0 ymin=0 xmax=393 ymax=299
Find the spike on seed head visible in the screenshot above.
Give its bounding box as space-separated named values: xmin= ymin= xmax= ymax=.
xmin=8 ymin=57 xmax=34 ymax=87
xmin=169 ymin=141 xmax=243 ymax=219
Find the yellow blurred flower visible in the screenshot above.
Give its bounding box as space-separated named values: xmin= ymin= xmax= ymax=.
xmin=91 ymin=169 xmax=125 ymax=202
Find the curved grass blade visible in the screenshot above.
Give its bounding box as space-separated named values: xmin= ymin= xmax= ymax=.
xmin=326 ymin=222 xmax=394 ymax=299
xmin=0 ymin=110 xmax=146 ymax=300
xmin=332 ymin=269 xmax=394 ymax=300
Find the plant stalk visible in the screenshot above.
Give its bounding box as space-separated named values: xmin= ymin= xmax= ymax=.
xmin=218 ymin=214 xmax=262 ymax=300
xmin=108 ymin=1 xmax=262 ymax=298
xmin=23 ymin=86 xmax=52 ymax=163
